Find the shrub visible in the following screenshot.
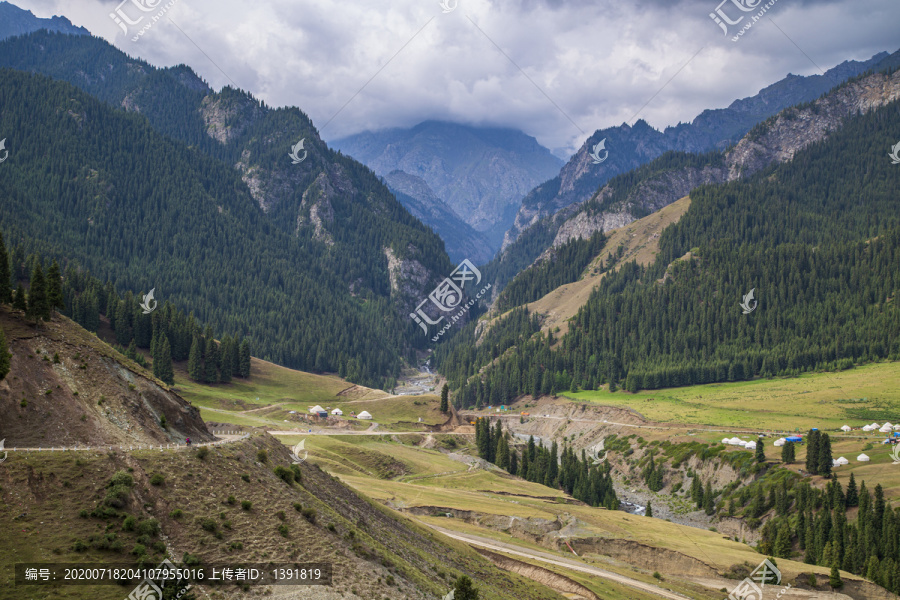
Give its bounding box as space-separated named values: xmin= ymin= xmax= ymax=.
xmin=226 ymin=495 xmax=236 ymax=505
xmin=199 ymin=518 xmax=218 ymax=533
xmin=182 ymin=553 xmax=201 ymax=566
xmin=273 ymin=466 xmax=294 ymax=484
xmin=195 ymin=447 xmax=209 ymax=460
xmin=293 ymin=503 xmax=303 ymax=512
xmin=136 ymin=534 xmax=151 ymax=546
xmin=277 ymin=524 xmax=289 ymax=537
xmin=137 ymin=519 xmax=160 ymax=537
xmin=257 ymin=449 xmax=268 ymax=464
xmin=653 ymin=572 xmax=662 ymax=580
xmin=241 ymin=500 xmax=252 ymax=511
xmin=149 ymin=473 xmax=165 ymax=486
xmin=169 ymin=509 xmax=183 ymax=519
xmin=131 ymin=544 xmax=146 ymax=557
xmin=159 ymin=415 xmax=167 ymax=429
xmin=78 ymin=509 xmax=89 ymax=518
xmin=228 ymin=541 xmax=243 ymax=550
xmin=290 ymin=464 xmax=303 ymax=482
xmin=276 ymin=510 xmax=286 ymax=521
xmin=104 ymin=485 xmax=131 ymax=508
xmin=241 ymin=474 xmax=250 ymax=482
xmin=122 ymin=516 xmax=136 ymax=531
xmin=301 ymin=508 xmax=316 ymax=523
xmin=109 ymin=471 xmax=134 ymax=488
xmin=386 ymin=575 xmax=395 ymax=586
xmin=326 ymin=523 xmax=336 ymax=532
xmin=72 ymin=540 xmax=88 ymax=552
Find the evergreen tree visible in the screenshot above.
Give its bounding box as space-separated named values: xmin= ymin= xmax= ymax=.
xmin=238 ymin=339 xmax=251 ymax=378
xmin=508 ymin=448 xmax=517 ymax=476
xmin=204 ymin=338 xmax=219 ymax=383
xmin=153 ymin=335 xmax=174 ymax=385
xmin=452 ymin=575 xmax=479 ymax=600
xmin=782 ymin=440 xmax=795 ymax=464
xmin=703 ymin=481 xmax=714 ymax=515
xmin=188 ymin=336 xmax=203 ymax=382
xmin=755 ymin=439 xmax=766 ymax=464
xmin=497 ymin=435 xmax=510 ymax=471
xmin=646 ymin=501 xmax=653 ymax=517
xmin=440 ymin=384 xmax=449 ymax=413
xmin=0 ymin=232 xmax=11 ymax=304
xmin=818 ymin=434 xmax=833 ymax=478
xmin=12 ymin=283 xmax=27 ymax=311
xmin=46 ymin=260 xmax=64 ymax=310
xmin=219 ymin=336 xmax=235 ymax=384
xmin=0 ymin=327 xmax=10 ymax=381
xmin=806 ymin=430 xmax=820 ymax=474
xmin=829 ymin=565 xmax=843 ymax=589
xmin=846 ymin=473 xmax=859 ymax=507
xmin=26 ymin=264 xmax=50 ymax=320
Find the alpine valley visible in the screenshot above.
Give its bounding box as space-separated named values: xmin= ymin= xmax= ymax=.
xmin=1 ymin=3 xmax=899 ymax=600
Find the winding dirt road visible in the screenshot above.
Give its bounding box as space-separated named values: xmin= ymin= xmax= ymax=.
xmin=426 ymin=524 xmax=689 ymax=600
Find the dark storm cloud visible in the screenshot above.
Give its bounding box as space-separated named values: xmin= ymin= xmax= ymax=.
xmin=15 ymin=0 xmax=900 ymax=155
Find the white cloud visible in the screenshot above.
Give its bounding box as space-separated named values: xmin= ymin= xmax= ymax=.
xmin=15 ymin=0 xmax=900 ymax=155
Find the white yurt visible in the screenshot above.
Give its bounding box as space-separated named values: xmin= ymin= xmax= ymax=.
xmin=858 ymin=453 xmax=871 ymax=462
xmin=331 ymin=408 xmax=343 ymax=416
xmin=309 ymin=405 xmax=325 ymax=414
xmin=841 ymin=425 xmax=852 ymax=432
xmin=884 ymin=422 xmax=894 ymax=428
xmin=880 ymin=424 xmax=893 ymax=433
xmin=835 ymin=456 xmax=850 ymax=466
xmin=722 ymin=438 xmax=731 ymax=444
xmin=744 ymin=441 xmax=757 ymax=450
xmin=774 ymin=438 xmax=786 ymax=447
xmin=729 ymin=437 xmax=743 ymax=445
xmin=862 ymin=425 xmax=875 ymax=432
xmin=872 ymin=423 xmax=881 ymax=429
xmin=894 ymin=425 xmax=900 ymax=431
xmin=357 ymin=411 xmax=373 ymax=420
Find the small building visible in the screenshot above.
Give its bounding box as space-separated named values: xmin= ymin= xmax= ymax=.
xmin=331 ymin=408 xmax=343 ymax=416
xmin=309 ymin=405 xmax=325 ymax=414
xmin=785 ymin=436 xmax=803 ymax=443
xmin=840 ymin=425 xmax=852 ymax=432
xmin=833 ymin=456 xmax=850 ymax=467
xmin=773 ymin=438 xmax=786 ymax=447
xmin=357 ymin=411 xmax=373 ymax=420
xmin=858 ymin=453 xmax=871 ymax=462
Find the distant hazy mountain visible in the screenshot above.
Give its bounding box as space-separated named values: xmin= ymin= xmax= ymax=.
xmin=382 ymin=171 xmax=493 ymax=264
xmin=332 ymin=120 xmax=564 ymax=252
xmin=0 ymin=1 xmax=88 ymax=39
xmin=502 ymin=50 xmax=893 ymax=250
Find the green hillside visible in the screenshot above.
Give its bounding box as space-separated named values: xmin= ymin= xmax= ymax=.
xmin=0 ymin=67 xmax=452 ymax=388
xmin=438 ymin=95 xmax=900 ymax=406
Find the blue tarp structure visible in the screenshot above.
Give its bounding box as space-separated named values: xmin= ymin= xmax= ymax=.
xmin=786 ymin=436 xmax=803 ymax=442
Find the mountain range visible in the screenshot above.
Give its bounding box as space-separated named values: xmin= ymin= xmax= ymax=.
xmin=0 ymin=31 xmax=458 ymax=388
xmin=486 ymin=48 xmax=900 ymax=294
xmin=0 ymin=1 xmax=88 ymax=39
xmin=332 ymin=120 xmax=564 ymax=257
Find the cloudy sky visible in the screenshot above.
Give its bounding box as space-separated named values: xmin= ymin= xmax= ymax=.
xmin=14 ymin=0 xmax=900 ymax=155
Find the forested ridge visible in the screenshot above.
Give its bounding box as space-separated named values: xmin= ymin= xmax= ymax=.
xmin=495 ymin=231 xmax=606 ymax=311
xmin=0 ymin=68 xmax=452 ymax=388
xmin=437 ymin=97 xmax=900 ymax=406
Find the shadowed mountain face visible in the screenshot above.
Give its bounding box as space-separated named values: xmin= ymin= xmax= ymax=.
xmin=502 ymin=50 xmax=893 ymax=251
xmin=0 ymin=1 xmax=88 ymax=39
xmin=332 ymin=120 xmax=564 ymax=254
